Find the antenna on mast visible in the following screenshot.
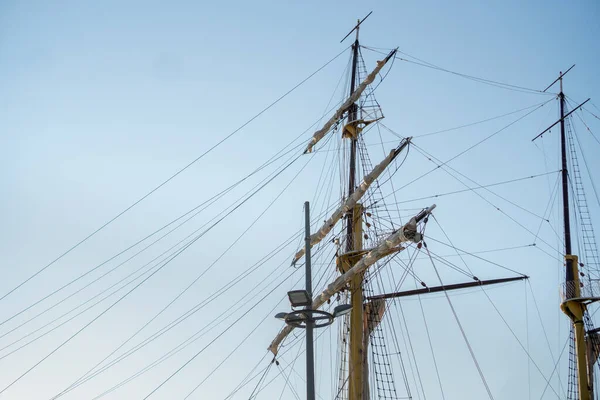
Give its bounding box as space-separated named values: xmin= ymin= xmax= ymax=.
xmin=340 ymin=11 xmax=372 ymax=43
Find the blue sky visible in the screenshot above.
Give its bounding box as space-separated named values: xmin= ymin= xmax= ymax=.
xmin=1 ymin=1 xmax=599 ymax=399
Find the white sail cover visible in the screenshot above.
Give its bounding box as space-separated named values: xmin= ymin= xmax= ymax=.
xmin=292 ymin=138 xmax=410 ymax=265
xmin=268 ymin=204 xmax=436 ymax=355
xmin=304 ymin=49 xmax=397 ymax=154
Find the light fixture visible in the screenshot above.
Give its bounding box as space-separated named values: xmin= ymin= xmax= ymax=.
xmin=332 ymin=304 xmax=352 ymax=318
xmin=287 ymin=289 xmax=312 ymax=307
xmin=274 ymin=312 xmax=288 ymax=320
xmin=274 ymin=304 xmax=352 ymax=329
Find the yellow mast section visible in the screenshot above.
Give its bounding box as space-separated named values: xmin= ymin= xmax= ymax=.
xmin=561 ymin=255 xmax=592 ymax=400
xmin=337 ymin=204 xmax=365 ymax=400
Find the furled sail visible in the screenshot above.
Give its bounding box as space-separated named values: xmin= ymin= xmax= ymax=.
xmin=304 ymin=49 xmax=397 ymax=154
xmin=269 ymin=204 xmax=436 ymax=355
xmin=292 ymin=138 xmax=411 ymax=265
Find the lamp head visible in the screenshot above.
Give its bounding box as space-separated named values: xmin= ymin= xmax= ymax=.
xmin=274 ymin=312 xmax=288 ymax=320
xmin=332 ymin=304 xmax=352 ymax=318
xmin=287 ymin=290 xmax=312 ymax=307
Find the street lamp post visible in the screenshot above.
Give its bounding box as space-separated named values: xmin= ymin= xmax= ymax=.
xmin=304 ymin=201 xmax=315 ymax=400
xmin=275 ymin=201 xmax=352 ymax=400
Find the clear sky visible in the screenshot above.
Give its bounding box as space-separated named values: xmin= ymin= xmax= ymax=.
xmin=1 ymin=1 xmax=600 ymax=399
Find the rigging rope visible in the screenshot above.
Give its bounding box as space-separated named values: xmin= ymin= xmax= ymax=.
xmin=1 ymin=84 xmax=356 ymax=336
xmin=411 ymin=142 xmax=550 ymax=221
xmin=538 ymin=336 xmax=569 ymax=400
xmin=372 ymin=170 xmax=560 ymax=208
xmin=0 ymin=235 xmax=200 ymax=396
xmin=182 ymin=286 xmax=299 ymax=399
xmin=409 ymin=142 xmax=562 ymax=258
xmin=569 ymin=102 xmax=600 ymax=209
xmin=579 ymin=108 xmax=600 ymax=145
xmin=413 ymin=257 xmax=447 ymax=400
xmin=377 ymin=98 xmax=553 ymax=204
xmin=4 ymin=97 xmax=356 ymax=394
xmin=2 ymin=151 xmax=306 ymax=371
xmin=53 ymin=224 xmax=333 ymax=398
xmin=0 ymin=46 xmax=351 ymax=304
xmin=361 ymin=45 xmax=555 ymax=96
xmin=276 ymin=360 xmax=303 ymax=400
xmin=247 ymin=359 xmax=275 ymax=400
xmin=394 ymin=294 xmax=427 ymax=400
xmin=224 ymin=352 xmax=270 ymax=400
xmin=48 ymin=185 xmax=352 ymax=397
xmin=88 ymin=230 xmax=339 ymax=399
xmin=430 ymin=216 xmax=562 ymax=398
xmin=527 ymin=281 xmax=566 ymax=395
xmin=422 ymin=239 xmax=495 ymax=400
xmin=139 ymin=273 xmax=288 ymax=400
xmin=0 ymin=126 xmax=307 ymax=333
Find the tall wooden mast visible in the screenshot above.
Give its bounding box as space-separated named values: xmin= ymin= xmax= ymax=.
xmin=339 ymin=14 xmax=368 ymax=400
xmin=559 ymin=77 xmax=574 ymax=285
xmin=558 ymin=75 xmax=591 ymax=400
xmin=536 ymin=68 xmax=595 ymax=400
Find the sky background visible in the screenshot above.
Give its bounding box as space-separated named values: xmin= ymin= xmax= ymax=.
xmin=1 ymin=1 xmax=600 ymax=399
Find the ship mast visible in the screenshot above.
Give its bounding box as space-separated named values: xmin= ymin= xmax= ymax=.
xmin=558 ymin=75 xmax=590 ymax=400
xmin=559 ymin=77 xmax=574 ymax=284
xmin=341 ymin=14 xmax=368 ymax=400
xmin=536 ymin=68 xmax=594 ymax=400
xmin=346 ymin=25 xmax=359 ymax=218
xmin=269 ymin=19 xmax=527 ymax=397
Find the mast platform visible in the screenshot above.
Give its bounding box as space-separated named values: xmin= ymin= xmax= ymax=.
xmin=560 ymin=279 xmax=600 ymax=304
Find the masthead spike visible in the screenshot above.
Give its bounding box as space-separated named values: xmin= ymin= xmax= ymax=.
xmin=543 ymin=64 xmax=575 ymax=92
xmin=340 ymin=11 xmax=372 ymax=43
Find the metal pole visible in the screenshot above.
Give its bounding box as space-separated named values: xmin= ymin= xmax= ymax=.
xmin=346 ymin=25 xmax=360 ymax=252
xmin=304 ymin=201 xmax=315 ymax=400
xmin=559 ymin=78 xmax=574 ymax=285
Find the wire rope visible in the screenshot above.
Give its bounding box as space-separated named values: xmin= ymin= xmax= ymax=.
xmin=430 ymin=216 xmax=562 ymax=398
xmin=0 ymin=46 xmax=351 ymax=304
xmin=361 ymin=45 xmax=555 ymax=96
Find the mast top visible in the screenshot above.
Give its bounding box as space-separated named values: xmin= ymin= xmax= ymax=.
xmin=340 ymin=11 xmax=372 ymax=43
xmin=543 ymin=64 xmax=575 ymax=93
xmin=560 ymin=72 xmax=563 ymax=93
